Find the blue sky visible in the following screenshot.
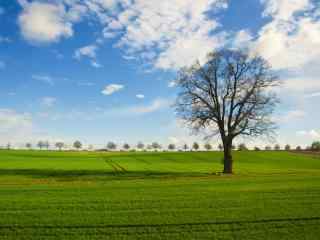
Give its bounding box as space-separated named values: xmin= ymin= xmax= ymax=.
xmin=0 ymin=0 xmax=319 ymax=149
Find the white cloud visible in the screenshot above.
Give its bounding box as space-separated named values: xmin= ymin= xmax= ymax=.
xmin=78 ymin=82 xmax=95 ymax=86
xmin=255 ymin=0 xmax=320 ymax=70
xmin=18 ymin=0 xmax=229 ymax=70
xmin=18 ymin=1 xmax=74 ymax=44
xmin=0 ymin=109 xmax=32 ymax=131
xmin=282 ymin=77 xmax=320 ymax=92
xmin=128 ymin=98 xmax=171 ymax=114
xmin=248 ymin=0 xmax=320 ymax=103
xmin=0 ymin=109 xmax=33 ymax=145
xmin=90 ymin=0 xmax=120 ymax=10
xmin=0 ymin=7 xmax=4 ymax=15
xmin=35 ymin=97 xmax=171 ymax=122
xmin=233 ymin=29 xmax=253 ymax=48
xmin=305 ymin=92 xmax=320 ymax=98
xmin=168 ymin=80 xmax=177 ymax=88
xmin=32 ymin=74 xmax=54 ymax=85
xmin=275 ymin=110 xmax=306 ymax=123
xmin=91 ymin=61 xmax=103 ymax=68
xmin=74 ymin=44 xmax=103 ymax=68
xmin=261 ymin=0 xmax=312 ymax=21
xmin=41 ymin=97 xmax=57 ymax=108
xmin=102 ymin=0 xmax=228 ymax=70
xmin=74 ymin=44 xmax=97 ymax=59
xmin=66 ymin=3 xmax=88 ymax=22
xmin=168 ymin=136 xmax=180 ymax=144
xmin=136 ymin=94 xmax=145 ymax=99
xmin=297 ymin=129 xmax=320 ymax=139
xmin=101 ymin=84 xmax=124 ymax=95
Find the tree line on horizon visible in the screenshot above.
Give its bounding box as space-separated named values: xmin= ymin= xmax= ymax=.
xmin=2 ymin=140 xmax=320 ymax=152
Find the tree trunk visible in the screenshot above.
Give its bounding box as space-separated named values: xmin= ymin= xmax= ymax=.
xmin=223 ymin=140 xmax=233 ymax=174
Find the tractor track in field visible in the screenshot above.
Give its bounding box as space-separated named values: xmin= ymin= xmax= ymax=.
xmin=128 ymin=155 xmax=151 ymax=165
xmin=0 ymin=217 xmax=319 ymax=231
xmin=101 ymin=156 xmax=127 ymax=174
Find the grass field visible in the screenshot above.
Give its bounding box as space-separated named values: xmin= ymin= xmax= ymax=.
xmin=0 ymin=150 xmax=319 ymax=239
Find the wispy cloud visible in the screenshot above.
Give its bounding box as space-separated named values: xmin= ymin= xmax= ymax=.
xmin=107 ymin=0 xmax=228 ymax=70
xmin=40 ymin=97 xmax=57 ymax=108
xmin=296 ymin=129 xmax=320 ymax=139
xmin=78 ymin=81 xmax=95 ymax=87
xmin=17 ymin=0 xmax=228 ymax=70
xmin=0 ymin=108 xmax=33 ymax=145
xmin=38 ymin=98 xmax=171 ymax=121
xmin=128 ymin=98 xmax=171 ymax=114
xmin=91 ymin=61 xmax=103 ymax=68
xmin=136 ymin=94 xmax=145 ymax=99
xmin=74 ymin=44 xmax=103 ymax=68
xmin=305 ymin=92 xmax=320 ymax=98
xmin=101 ymin=84 xmax=124 ymax=95
xmin=0 ymin=36 xmax=10 ymax=43
xmin=274 ymin=110 xmax=306 ymax=123
xmin=32 ymin=74 xmax=54 ymax=85
xmin=168 ymin=80 xmax=177 ymax=88
xmin=74 ymin=44 xmax=97 ymax=60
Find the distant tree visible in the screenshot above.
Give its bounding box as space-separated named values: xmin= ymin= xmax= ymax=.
xmin=192 ymin=142 xmax=200 ymax=151
xmin=311 ymin=141 xmax=320 ymax=151
xmin=296 ymin=146 xmax=302 ymax=151
xmin=25 ymin=143 xmax=32 ymax=150
xmin=238 ymin=143 xmax=248 ymax=151
xmin=265 ymin=146 xmax=271 ymax=151
xmin=37 ymin=141 xmax=44 ymax=150
xmin=88 ymin=145 xmax=94 ymax=151
xmin=183 ymin=144 xmax=189 ymax=151
xmin=6 ymin=142 xmax=11 ymax=150
xmin=174 ymin=49 xmax=279 ymax=174
xmin=285 ymin=144 xmax=291 ymax=151
xmin=204 ymin=143 xmax=212 ymax=151
xmin=107 ymin=141 xmax=117 ymax=151
xmin=218 ymin=144 xmax=223 ymax=151
xmin=55 ymin=142 xmax=64 ymax=151
xmin=254 ymin=146 xmax=261 ymax=151
xmin=231 ymin=145 xmax=236 ymax=150
xmin=73 ymin=140 xmax=82 ymax=150
xmin=137 ymin=142 xmax=145 ymax=150
xmin=44 ymin=141 xmax=50 ymax=150
xmin=123 ymin=143 xmax=130 ymax=151
xmin=168 ymin=143 xmax=176 ymax=151
xmin=146 ymin=144 xmax=153 ymax=151
xmin=274 ymin=144 xmax=281 ymax=151
xmin=151 ymin=142 xmax=161 ymax=151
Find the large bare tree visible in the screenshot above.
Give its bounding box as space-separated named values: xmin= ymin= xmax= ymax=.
xmin=175 ymin=49 xmax=279 ymax=174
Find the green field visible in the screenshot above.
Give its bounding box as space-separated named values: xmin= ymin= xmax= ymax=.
xmin=0 ymin=150 xmax=319 ymax=239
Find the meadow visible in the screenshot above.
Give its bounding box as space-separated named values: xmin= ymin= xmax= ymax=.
xmin=0 ymin=150 xmax=319 ymax=239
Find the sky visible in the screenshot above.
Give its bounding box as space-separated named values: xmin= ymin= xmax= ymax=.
xmin=0 ymin=0 xmax=319 ymax=149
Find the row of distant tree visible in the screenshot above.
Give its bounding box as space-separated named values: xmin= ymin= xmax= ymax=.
xmin=3 ymin=141 xmax=320 ymax=152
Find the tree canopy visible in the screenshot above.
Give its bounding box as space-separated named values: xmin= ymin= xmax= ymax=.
xmin=175 ymin=49 xmax=279 ymax=173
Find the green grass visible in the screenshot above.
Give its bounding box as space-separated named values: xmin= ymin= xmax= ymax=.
xmin=0 ymin=150 xmax=319 ymax=239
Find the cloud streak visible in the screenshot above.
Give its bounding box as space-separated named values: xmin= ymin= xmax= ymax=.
xmin=101 ymin=84 xmax=124 ymax=95
xmin=32 ymin=74 xmax=54 ymax=85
